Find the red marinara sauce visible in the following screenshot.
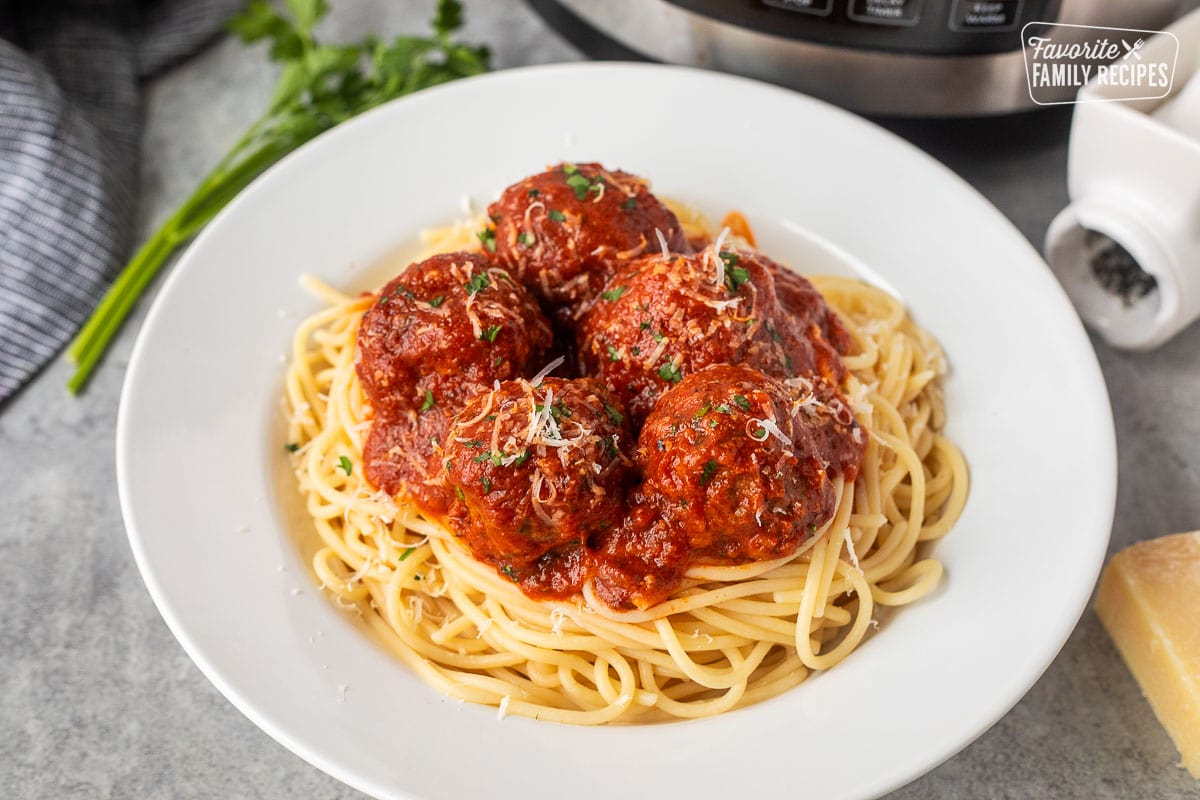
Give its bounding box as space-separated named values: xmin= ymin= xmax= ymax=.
xmin=357 ymin=164 xmax=865 ymax=609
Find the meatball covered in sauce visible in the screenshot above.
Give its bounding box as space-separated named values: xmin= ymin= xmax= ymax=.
xmin=770 ymin=263 xmax=852 ymax=384
xmin=362 ymin=405 xmax=454 ymax=514
xmin=578 ymin=247 xmax=826 ymax=424
xmin=356 ymin=251 xmax=552 ymax=419
xmin=357 ymin=252 xmax=552 ymax=510
xmin=591 ymin=364 xmax=866 ymax=609
xmin=486 ymin=163 xmax=690 ymax=319
xmin=442 ymin=376 xmax=635 ymax=598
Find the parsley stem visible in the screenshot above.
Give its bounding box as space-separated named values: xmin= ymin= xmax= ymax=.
xmin=65 ymin=139 xmax=295 ymax=393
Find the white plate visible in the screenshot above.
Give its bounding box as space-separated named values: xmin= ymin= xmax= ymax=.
xmin=118 ymin=63 xmax=1115 ymax=800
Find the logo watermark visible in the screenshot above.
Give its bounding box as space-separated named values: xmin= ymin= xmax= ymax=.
xmin=1021 ymin=22 xmax=1179 ymax=106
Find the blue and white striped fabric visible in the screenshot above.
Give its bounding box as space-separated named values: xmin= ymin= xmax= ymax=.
xmin=0 ymin=0 xmax=245 ymax=406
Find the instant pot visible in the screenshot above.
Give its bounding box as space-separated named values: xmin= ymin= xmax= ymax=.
xmin=527 ymin=0 xmax=1194 ymax=115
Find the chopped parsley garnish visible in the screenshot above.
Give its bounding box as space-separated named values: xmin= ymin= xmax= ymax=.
xmin=562 ymin=163 xmax=578 ymax=175
xmin=639 ymin=320 xmax=651 ymax=331
xmin=481 ymin=476 xmax=492 ymax=494
xmin=699 ymin=460 xmax=719 ymax=486
xmin=518 ymin=231 xmax=535 ymax=246
xmin=621 ymin=196 xmax=637 ymax=211
xmin=600 ymin=286 xmax=627 ymax=302
xmin=565 ymin=172 xmax=590 ymax=199
xmin=511 ymin=451 xmax=530 ymax=467
xmin=528 ymin=188 xmax=540 ymax=197
xmin=490 ymin=451 xmax=505 ymax=467
xmin=547 ymin=208 xmax=566 ymax=222
xmin=631 ymin=346 xmax=640 ymax=355
xmin=607 ymin=344 xmax=622 ymax=362
xmin=753 ymin=427 xmax=768 ymax=440
xmin=463 ymin=272 xmax=490 ymax=294
xmin=428 ymin=295 xmax=445 ymax=308
xmin=399 ymin=547 xmax=415 ymax=562
xmin=481 ymin=324 xmax=502 ymax=342
xmin=338 ymin=456 xmax=352 ymax=476
xmin=650 ymin=330 xmax=664 ymax=343
xmin=465 ymin=439 xmax=483 ymax=449
xmin=734 ymin=394 xmax=751 ymax=411
xmin=500 ymin=564 xmax=518 ymax=581
xmin=492 ymin=355 xmax=502 ymax=367
xmin=716 ymin=404 xmax=732 ymax=415
xmin=420 ymin=389 xmax=435 ymax=412
xmin=603 ymin=403 xmax=624 ymax=426
xmin=657 ymin=361 xmax=682 ymax=383
xmin=602 ymin=435 xmax=619 ymax=459
xmin=285 ymin=442 xmax=300 ymax=453
xmin=534 ymin=401 xmax=572 ymax=419
xmin=454 ymin=485 xmax=466 ymax=502
xmin=724 ymin=264 xmax=751 ymax=293
xmin=693 ymin=402 xmax=711 ymax=419
xmin=476 ymin=228 xmax=496 ymax=252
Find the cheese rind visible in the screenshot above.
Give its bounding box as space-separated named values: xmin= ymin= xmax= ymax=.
xmin=1096 ymin=531 xmax=1200 ymax=778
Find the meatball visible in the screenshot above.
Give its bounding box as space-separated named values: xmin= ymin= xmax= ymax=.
xmin=638 ymin=364 xmax=842 ymax=564
xmin=578 ymin=247 xmax=820 ymax=424
xmin=770 ymin=263 xmax=852 ymax=384
xmin=592 ymin=364 xmax=866 ymax=610
xmin=442 ymin=376 xmax=635 ymax=597
xmin=486 ymin=162 xmax=690 ymax=319
xmin=362 ymin=405 xmax=454 ymax=514
xmin=356 ymin=251 xmax=552 ymax=419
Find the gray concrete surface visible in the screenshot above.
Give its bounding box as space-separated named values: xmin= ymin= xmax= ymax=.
xmin=3 ymin=1 xmax=1199 ymax=797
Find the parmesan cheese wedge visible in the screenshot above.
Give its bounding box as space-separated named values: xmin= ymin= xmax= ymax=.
xmin=1095 ymin=531 xmax=1200 ymax=778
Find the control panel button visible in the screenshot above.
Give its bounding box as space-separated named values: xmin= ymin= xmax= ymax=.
xmin=761 ymin=0 xmax=834 ymax=16
xmin=949 ymin=0 xmax=1022 ymax=31
xmin=848 ymin=0 xmax=923 ymax=26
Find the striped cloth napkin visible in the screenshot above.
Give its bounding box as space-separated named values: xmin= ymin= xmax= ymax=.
xmin=0 ymin=0 xmax=244 ymax=406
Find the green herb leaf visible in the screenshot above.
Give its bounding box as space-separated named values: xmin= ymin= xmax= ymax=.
xmin=603 ymin=403 xmax=625 ymax=426
xmin=477 ymin=228 xmax=496 ymax=252
xmin=500 ymin=563 xmax=518 ymax=581
xmin=399 ymin=546 xmax=415 ymax=562
xmin=565 ymin=172 xmax=590 ymax=200
xmin=693 ymin=403 xmax=711 ymax=419
xmin=428 ymin=295 xmax=445 ymax=308
xmin=481 ymin=476 xmax=492 ymax=494
xmin=527 ymin=188 xmax=540 ymax=197
xmin=463 ymin=272 xmax=490 ymax=294
xmin=724 ymin=264 xmax=751 ymax=292
xmin=606 ymin=344 xmax=622 ymax=362
xmin=481 ymin=324 xmax=502 ymax=342
xmin=547 ymin=208 xmax=566 ymax=222
xmin=518 ymin=231 xmax=535 ymax=246
xmin=600 ymin=286 xmax=627 ymax=302
xmin=338 ymin=455 xmax=352 ymax=476
xmin=734 ymin=394 xmax=751 ymax=411
xmin=285 ymin=442 xmax=300 ymax=453
xmin=699 ymin=460 xmax=719 ymax=486
xmin=621 ymin=196 xmax=637 ymax=211
xmin=657 ymin=361 xmax=682 ymax=383
xmin=420 ymin=389 xmax=435 ymax=412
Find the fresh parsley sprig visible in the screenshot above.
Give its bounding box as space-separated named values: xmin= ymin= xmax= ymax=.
xmin=65 ymin=0 xmax=489 ymax=393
